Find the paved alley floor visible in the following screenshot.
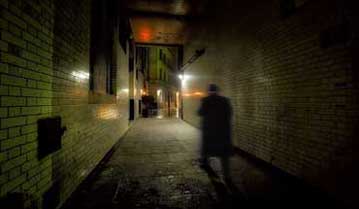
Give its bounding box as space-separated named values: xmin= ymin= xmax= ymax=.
xmin=62 ymin=118 xmax=342 ymax=209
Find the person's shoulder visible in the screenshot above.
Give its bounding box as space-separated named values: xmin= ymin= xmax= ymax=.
xmin=202 ymin=96 xmax=211 ymax=101
xmin=200 ymin=96 xmax=210 ymax=103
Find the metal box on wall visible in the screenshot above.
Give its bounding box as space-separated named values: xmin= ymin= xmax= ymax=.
xmin=37 ymin=116 xmax=66 ymax=159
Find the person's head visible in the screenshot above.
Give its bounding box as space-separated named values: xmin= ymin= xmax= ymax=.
xmin=208 ymin=84 xmax=219 ymax=95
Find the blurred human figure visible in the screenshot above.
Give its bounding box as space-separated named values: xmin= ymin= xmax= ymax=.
xmin=198 ymin=84 xmax=233 ymax=180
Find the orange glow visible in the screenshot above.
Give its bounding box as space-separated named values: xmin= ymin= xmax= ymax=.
xmin=176 ymin=91 xmax=180 ymax=108
xmin=139 ymin=27 xmax=152 ymax=41
xmin=96 ymin=105 xmax=119 ymax=120
xmin=194 ymin=92 xmax=204 ymax=96
xmin=141 ymin=89 xmax=147 ymax=96
xmin=183 ymin=92 xmax=204 ymax=97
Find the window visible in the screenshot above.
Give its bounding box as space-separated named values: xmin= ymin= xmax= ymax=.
xmin=90 ymin=0 xmax=116 ymax=96
xmin=159 ymin=49 xmax=163 ymax=60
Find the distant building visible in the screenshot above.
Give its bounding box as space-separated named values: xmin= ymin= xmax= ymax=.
xmin=136 ymin=46 xmax=180 ymax=117
xmin=134 ymin=46 xmax=150 ymax=117
xmin=135 ymin=46 xmax=150 ymax=97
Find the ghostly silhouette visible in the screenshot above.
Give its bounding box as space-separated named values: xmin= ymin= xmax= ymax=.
xmin=198 ymin=84 xmax=233 ymax=179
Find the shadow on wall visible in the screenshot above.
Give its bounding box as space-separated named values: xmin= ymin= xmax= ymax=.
xmin=0 ymin=181 xmax=61 ymax=209
xmin=0 ymin=192 xmax=38 ymax=209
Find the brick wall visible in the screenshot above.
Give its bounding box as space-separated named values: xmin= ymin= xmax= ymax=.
xmin=0 ymin=0 xmax=130 ymax=208
xmin=183 ymin=0 xmax=358 ymax=207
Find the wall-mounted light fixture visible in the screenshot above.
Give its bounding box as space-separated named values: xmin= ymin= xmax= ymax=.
xmin=178 ymin=74 xmax=191 ymax=87
xmin=178 ymin=48 xmax=205 ymax=88
xmin=178 ymin=48 xmax=206 ymax=120
xmin=180 ymin=48 xmax=206 ymax=71
xmin=71 ymin=71 xmax=90 ymax=81
xmin=121 ymin=88 xmax=129 ymax=93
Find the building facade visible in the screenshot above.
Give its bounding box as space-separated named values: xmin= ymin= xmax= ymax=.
xmin=140 ymin=47 xmax=180 ymax=117
xmin=150 ymin=47 xmax=179 ymax=117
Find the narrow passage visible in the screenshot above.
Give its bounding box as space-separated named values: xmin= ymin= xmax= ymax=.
xmin=62 ymin=118 xmax=339 ymax=209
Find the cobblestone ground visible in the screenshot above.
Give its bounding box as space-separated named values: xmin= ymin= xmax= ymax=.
xmin=62 ymin=118 xmax=341 ymax=209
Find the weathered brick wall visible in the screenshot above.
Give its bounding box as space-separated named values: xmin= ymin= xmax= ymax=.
xmin=184 ymin=0 xmax=358 ymax=206
xmin=0 ymin=0 xmax=130 ymax=208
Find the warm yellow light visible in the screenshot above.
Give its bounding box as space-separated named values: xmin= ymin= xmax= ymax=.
xmin=141 ymin=89 xmax=147 ymax=96
xmin=194 ymin=92 xmax=204 ymax=96
xmin=176 ymin=91 xmax=180 ymax=109
xmin=96 ymin=105 xmax=119 ymax=120
xmin=183 ymin=91 xmax=204 ymax=97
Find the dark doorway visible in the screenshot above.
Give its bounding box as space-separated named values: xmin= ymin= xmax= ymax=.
xmin=139 ymin=100 xmax=142 ymax=115
xmin=129 ymin=99 xmax=135 ymax=120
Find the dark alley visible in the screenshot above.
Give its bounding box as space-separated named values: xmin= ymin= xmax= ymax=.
xmin=61 ymin=118 xmax=340 ymax=209
xmin=0 ymin=0 xmax=358 ymax=209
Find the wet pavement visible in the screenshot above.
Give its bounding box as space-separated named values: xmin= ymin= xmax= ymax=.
xmin=62 ymin=118 xmax=342 ymax=209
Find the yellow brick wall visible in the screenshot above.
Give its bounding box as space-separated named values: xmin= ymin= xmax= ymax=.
xmin=0 ymin=0 xmax=130 ymax=208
